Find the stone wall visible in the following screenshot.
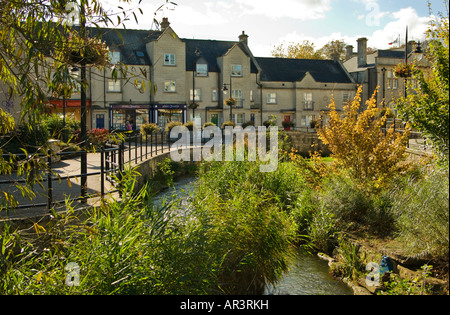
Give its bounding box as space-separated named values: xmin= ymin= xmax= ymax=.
xmin=284 ymin=130 xmax=330 ymax=156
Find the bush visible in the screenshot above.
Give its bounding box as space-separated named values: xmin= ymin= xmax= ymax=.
xmin=221 ymin=120 xmax=235 ymax=128
xmin=202 ymin=122 xmax=216 ymax=130
xmin=140 ymin=123 xmax=159 ymax=135
xmin=183 ymin=121 xmax=194 ymax=131
xmin=165 ymin=121 xmax=182 ymax=133
xmin=87 ymin=128 xmax=109 ymax=148
xmin=44 ymin=114 xmax=80 ymax=142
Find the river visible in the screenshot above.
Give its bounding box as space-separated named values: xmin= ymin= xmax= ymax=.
xmin=152 ymin=177 xmax=353 ymax=295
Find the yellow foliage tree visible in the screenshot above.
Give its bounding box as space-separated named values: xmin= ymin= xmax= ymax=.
xmin=317 ymin=86 xmax=411 ymax=189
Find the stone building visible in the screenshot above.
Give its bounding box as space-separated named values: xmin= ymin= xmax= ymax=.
xmin=1 ymin=18 xmax=358 ymax=131
xmin=343 ymin=37 xmax=428 ymax=112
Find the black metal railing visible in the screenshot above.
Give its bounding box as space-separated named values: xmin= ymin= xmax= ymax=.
xmin=0 ymin=131 xmax=173 ymax=212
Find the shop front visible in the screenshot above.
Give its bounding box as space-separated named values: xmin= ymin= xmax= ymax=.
xmin=109 ymin=104 xmax=150 ymax=132
xmin=154 ymin=104 xmax=187 ymax=130
xmin=48 ymin=99 xmax=92 ymax=129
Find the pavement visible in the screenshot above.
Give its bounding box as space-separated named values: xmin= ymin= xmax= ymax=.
xmin=0 ymin=141 xmax=173 ymax=222
xmin=0 ymin=152 xmax=116 ymax=221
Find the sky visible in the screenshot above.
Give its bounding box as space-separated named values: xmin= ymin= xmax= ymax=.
xmin=102 ymin=0 xmax=448 ymax=57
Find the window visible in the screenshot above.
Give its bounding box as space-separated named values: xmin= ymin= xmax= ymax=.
xmin=301 ymin=115 xmax=315 ymax=127
xmin=164 ymin=53 xmax=176 ymax=66
xmin=212 ymin=89 xmax=218 ymax=102
xmin=231 ymin=65 xmax=242 ymax=76
xmin=304 ymin=93 xmax=314 ymax=110
xmin=267 ymin=93 xmax=277 ymax=104
xmin=235 ymin=113 xmax=245 ymax=125
xmin=232 ymin=89 xmax=243 ymax=107
xmin=109 ymin=51 xmax=121 ymax=64
xmin=190 ymin=89 xmax=202 ymax=101
xmin=250 ymin=90 xmax=254 ymax=102
xmin=387 ymin=70 xmax=398 ymax=90
xmin=196 ymin=64 xmax=208 ymax=76
xmin=164 ymin=80 xmax=176 ymax=92
xmin=108 ymin=79 xmax=121 ymax=92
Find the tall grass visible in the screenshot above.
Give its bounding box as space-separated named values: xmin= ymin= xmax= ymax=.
xmin=391 ymin=162 xmax=449 ymax=261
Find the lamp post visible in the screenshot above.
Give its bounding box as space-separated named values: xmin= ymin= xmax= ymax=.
xmin=192 ymin=48 xmax=201 ymax=122
xmin=381 ymin=67 xmax=386 ymax=107
xmin=222 ymin=76 xmax=233 ymax=121
xmin=79 ymin=0 xmax=88 ymax=201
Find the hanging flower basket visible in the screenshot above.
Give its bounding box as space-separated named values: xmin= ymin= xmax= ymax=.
xmin=225 ymin=97 xmax=237 ymax=106
xmin=188 ymin=102 xmax=199 ymax=109
xmin=393 ymin=63 xmax=413 ymax=78
xmin=58 ymin=32 xmax=111 ymax=67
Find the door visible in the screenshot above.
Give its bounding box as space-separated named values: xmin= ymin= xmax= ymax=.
xmin=96 ymin=114 xmax=105 ymax=129
xmin=211 ymin=114 xmax=219 ymax=126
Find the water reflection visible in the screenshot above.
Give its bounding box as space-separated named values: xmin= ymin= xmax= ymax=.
xmin=265 ymin=251 xmax=353 ymax=295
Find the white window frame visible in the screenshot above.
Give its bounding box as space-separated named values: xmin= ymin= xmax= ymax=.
xmin=231 ymin=64 xmax=242 ymax=77
xmin=190 ymin=88 xmax=202 ymax=101
xmin=164 ymin=53 xmax=176 ymax=66
xmin=212 ymin=89 xmax=218 ymax=102
xmin=196 ymin=64 xmax=208 ymax=76
xmin=304 ymin=92 xmax=314 ymax=110
xmin=267 ymin=93 xmax=277 ymax=104
xmin=108 ymin=79 xmax=121 ymax=92
xmin=164 ymin=80 xmax=176 ymax=92
xmin=235 ymin=113 xmax=245 ymax=125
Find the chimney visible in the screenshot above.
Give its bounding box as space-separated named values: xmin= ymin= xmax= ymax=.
xmin=357 ymin=37 xmax=368 ymax=68
xmin=345 ymin=45 xmax=354 ymax=61
xmin=239 ymin=31 xmax=248 ymax=45
xmin=161 ymin=17 xmax=170 ymax=31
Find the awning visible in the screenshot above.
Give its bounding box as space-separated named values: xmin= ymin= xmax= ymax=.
xmin=48 ymin=100 xmax=91 ymax=108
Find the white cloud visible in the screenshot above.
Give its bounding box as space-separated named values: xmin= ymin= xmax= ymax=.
xmin=368 ymin=7 xmax=430 ymax=48
xmin=235 ymin=0 xmax=331 ymax=20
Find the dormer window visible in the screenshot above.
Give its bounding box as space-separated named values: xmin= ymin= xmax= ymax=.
xmin=196 ymin=63 xmax=208 ymax=76
xmin=164 ymin=53 xmax=176 ymax=66
xmin=110 ymin=51 xmax=121 ymax=64
xmin=231 ymin=64 xmax=242 ymax=77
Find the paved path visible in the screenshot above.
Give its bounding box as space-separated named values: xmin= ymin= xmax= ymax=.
xmin=0 ymin=143 xmax=172 ymax=222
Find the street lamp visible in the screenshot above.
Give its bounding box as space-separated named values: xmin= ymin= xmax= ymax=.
xmin=192 ymin=48 xmax=201 ymax=122
xmin=222 ymin=77 xmax=233 ymax=121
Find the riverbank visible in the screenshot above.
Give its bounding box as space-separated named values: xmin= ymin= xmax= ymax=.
xmin=317 ymin=235 xmax=449 ymax=295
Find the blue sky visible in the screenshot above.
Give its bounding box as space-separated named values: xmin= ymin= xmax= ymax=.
xmin=105 ymin=0 xmax=448 ymax=56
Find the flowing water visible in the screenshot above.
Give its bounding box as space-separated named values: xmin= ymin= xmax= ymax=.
xmin=152 ymin=177 xmax=353 ymax=295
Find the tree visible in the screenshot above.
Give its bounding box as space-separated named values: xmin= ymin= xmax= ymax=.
xmin=317 ymin=86 xmax=411 ymax=190
xmin=272 ymin=40 xmax=324 ymax=59
xmin=396 ymin=2 xmax=449 ymax=159
xmin=0 ymin=0 xmax=154 ymax=211
xmin=318 ymin=40 xmax=346 ymax=61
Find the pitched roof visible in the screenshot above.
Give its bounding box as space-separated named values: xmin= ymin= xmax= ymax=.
xmin=86 ymin=27 xmax=161 ymax=65
xmin=184 ymin=39 xmax=259 ymax=73
xmin=256 ymin=57 xmax=353 ymax=83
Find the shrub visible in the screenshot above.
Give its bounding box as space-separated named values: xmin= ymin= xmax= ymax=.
xmin=140 ymin=123 xmax=159 ymax=135
xmin=317 ymin=86 xmax=411 ymax=190
xmin=165 ymin=121 xmax=182 ymax=133
xmin=87 ymin=128 xmax=109 ymax=147
xmin=183 ymin=121 xmax=194 ymax=131
xmin=221 ymin=120 xmax=235 ymax=128
xmin=202 ymin=122 xmax=216 ymax=130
